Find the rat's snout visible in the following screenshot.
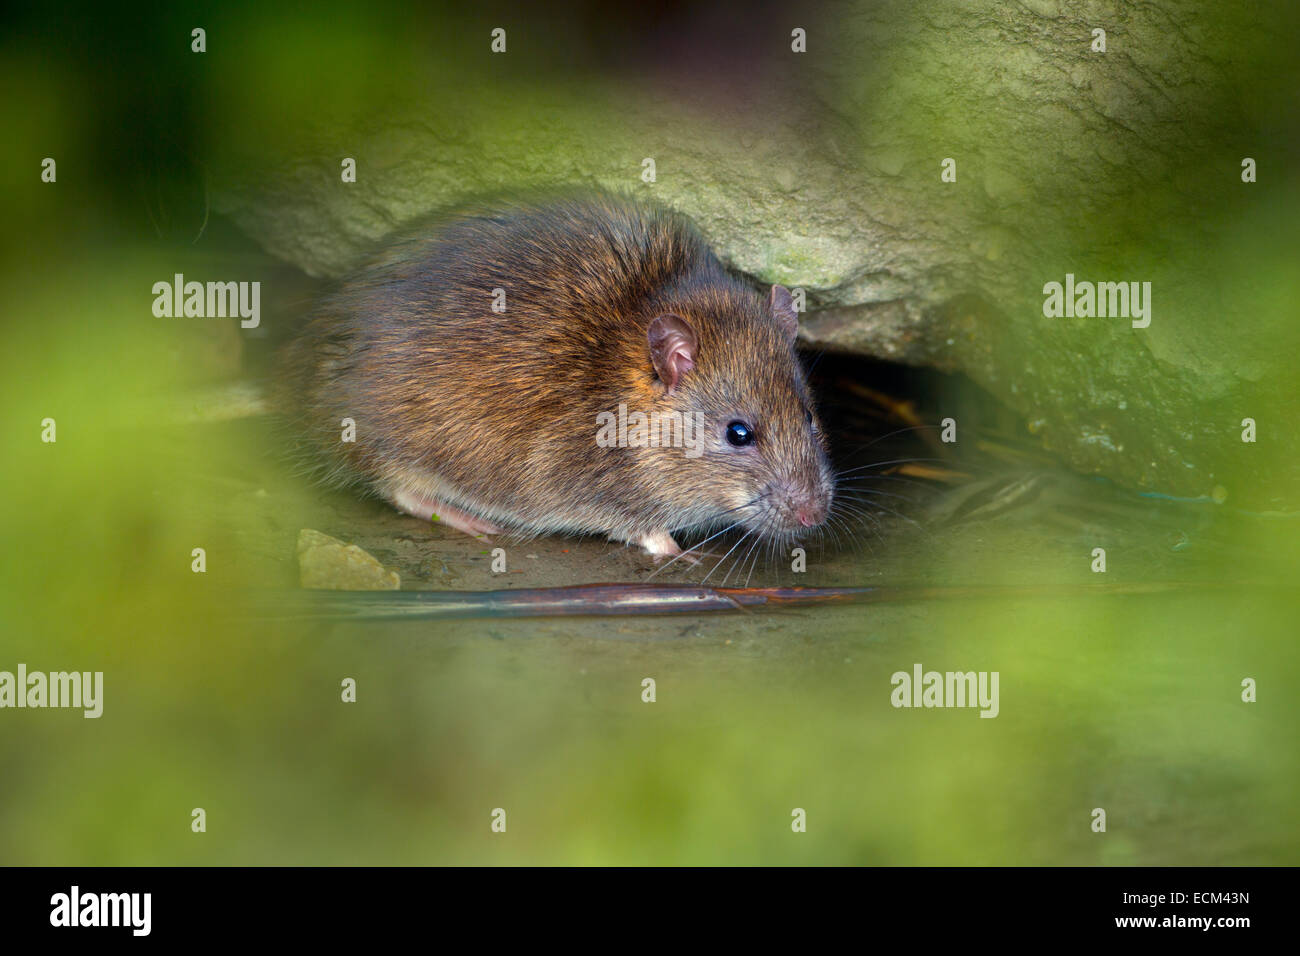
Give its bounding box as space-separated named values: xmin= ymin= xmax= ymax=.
xmin=767 ymin=477 xmax=833 ymax=533
xmin=793 ymin=489 xmax=830 ymax=528
xmin=796 ymin=499 xmax=826 ymax=527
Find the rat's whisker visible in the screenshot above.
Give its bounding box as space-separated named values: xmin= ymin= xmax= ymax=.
xmin=829 ymin=496 xmax=878 ymax=520
xmin=743 ymin=538 xmax=766 ymax=587
xmin=833 ymin=457 xmax=945 ymax=478
xmin=827 ymin=503 xmax=883 ymax=544
xmin=841 ymin=424 xmax=941 ymax=454
xmin=834 ymin=486 xmax=921 ymax=504
xmin=644 ymin=492 xmax=773 ymax=578
xmin=726 ymin=522 xmax=766 ymax=585
xmin=646 ymin=520 xmax=742 ymax=579
xmin=702 ymin=528 xmax=756 ymax=585
xmin=835 ymin=473 xmax=936 ymax=491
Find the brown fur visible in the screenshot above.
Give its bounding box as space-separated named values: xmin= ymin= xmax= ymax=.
xmin=275 ymin=190 xmax=834 ymax=550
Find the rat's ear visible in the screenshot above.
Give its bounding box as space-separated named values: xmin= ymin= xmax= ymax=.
xmin=647 ymin=313 xmax=697 ymax=394
xmin=768 ymin=284 xmax=799 ymax=344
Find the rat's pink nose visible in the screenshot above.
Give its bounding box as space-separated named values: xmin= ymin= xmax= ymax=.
xmin=779 ymin=483 xmax=829 ymax=530
xmin=795 ymin=499 xmax=826 ymax=527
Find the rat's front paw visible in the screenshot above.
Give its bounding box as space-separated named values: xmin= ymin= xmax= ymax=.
xmin=630 ymin=531 xmax=720 ymax=566
xmin=633 ymin=530 xmax=684 ymax=560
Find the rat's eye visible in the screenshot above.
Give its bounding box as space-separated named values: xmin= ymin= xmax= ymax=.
xmin=726 ymin=421 xmax=755 ymax=447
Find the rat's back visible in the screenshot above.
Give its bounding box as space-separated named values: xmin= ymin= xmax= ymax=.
xmin=353 ymin=192 xmax=720 ymax=335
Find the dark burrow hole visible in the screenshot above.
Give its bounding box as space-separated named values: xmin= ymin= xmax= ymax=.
xmin=801 ymin=347 xmax=1051 ymax=532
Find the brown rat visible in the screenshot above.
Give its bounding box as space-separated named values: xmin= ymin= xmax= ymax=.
xmin=276 ymin=190 xmax=834 ymax=559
